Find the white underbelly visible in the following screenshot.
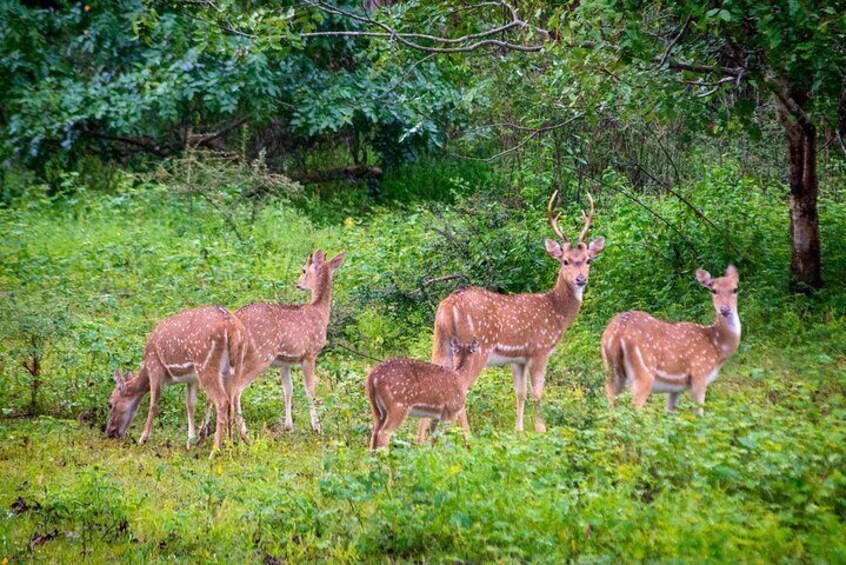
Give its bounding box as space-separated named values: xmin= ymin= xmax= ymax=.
xmin=166 ymin=373 xmax=198 ymax=385
xmin=487 ymin=353 xmax=527 ymax=366
xmin=410 ymin=405 xmax=444 ymax=419
xmin=651 ymin=380 xmax=689 ymax=393
xmin=271 ymin=359 xmax=302 ymax=369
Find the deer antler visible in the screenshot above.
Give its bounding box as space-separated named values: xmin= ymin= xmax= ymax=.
xmin=578 ymin=193 xmax=595 ymax=244
xmin=547 ymin=191 xmax=567 ymax=242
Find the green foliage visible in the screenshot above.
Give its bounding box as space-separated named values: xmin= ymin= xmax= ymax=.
xmin=0 ymin=1 xmax=467 ymax=173
xmin=0 ymin=159 xmax=844 ymax=560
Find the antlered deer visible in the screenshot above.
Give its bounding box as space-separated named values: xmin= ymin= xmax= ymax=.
xmin=418 ymin=192 xmax=605 ymax=439
xmin=602 ymin=265 xmax=741 ymax=414
xmin=366 ymin=333 xmax=482 ymax=450
xmin=220 ymin=250 xmax=345 ymax=442
xmin=105 ymin=306 xmax=246 ymax=456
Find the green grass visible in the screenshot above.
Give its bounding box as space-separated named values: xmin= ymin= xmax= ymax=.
xmin=0 ymin=163 xmax=845 ymax=562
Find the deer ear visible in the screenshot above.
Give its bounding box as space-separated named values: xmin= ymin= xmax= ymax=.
xmin=327 ymin=251 xmax=345 ymax=270
xmin=449 ymin=336 xmax=460 ymax=353
xmin=113 ymin=369 xmax=126 ymax=393
xmin=312 ymin=250 xmax=326 ymax=264
xmin=695 ymin=269 xmax=713 ymax=288
xmin=588 ymin=236 xmax=605 ymax=257
xmin=545 ymin=239 xmax=564 ymax=260
xmin=725 ymin=264 xmax=738 ymax=279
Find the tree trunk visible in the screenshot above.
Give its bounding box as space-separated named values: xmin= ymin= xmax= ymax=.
xmin=777 ymin=95 xmax=822 ymax=289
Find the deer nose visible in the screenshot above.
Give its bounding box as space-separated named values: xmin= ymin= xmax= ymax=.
xmin=719 ymin=306 xmax=731 ymax=317
xmin=575 ymin=275 xmax=587 ymax=287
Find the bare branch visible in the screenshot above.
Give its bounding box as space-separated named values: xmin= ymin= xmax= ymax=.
xmin=656 ymin=15 xmax=692 ymax=69
xmin=453 ymin=112 xmax=586 ymax=162
xmin=304 ymin=0 xmax=547 ymax=53
xmin=665 ymin=60 xmax=744 ymax=77
xmin=187 ymin=115 xmax=250 ymax=147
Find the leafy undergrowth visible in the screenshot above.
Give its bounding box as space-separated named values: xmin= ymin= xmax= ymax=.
xmin=1 ymin=383 xmax=844 ymax=562
xmin=1 ymin=163 xmax=845 ymax=561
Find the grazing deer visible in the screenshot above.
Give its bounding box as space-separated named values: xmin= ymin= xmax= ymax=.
xmin=418 ymin=192 xmax=605 ymax=440
xmin=216 ymin=250 xmax=345 ymax=442
xmin=366 ymin=334 xmax=482 ymax=450
xmin=602 ymin=265 xmax=741 ymax=414
xmin=105 ymin=306 xmax=246 ymax=456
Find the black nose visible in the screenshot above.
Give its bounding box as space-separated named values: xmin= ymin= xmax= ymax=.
xmin=720 ymin=306 xmax=731 ymax=317
xmin=575 ymin=275 xmax=587 ymax=286
xmin=100 ymin=423 xmax=106 ymax=433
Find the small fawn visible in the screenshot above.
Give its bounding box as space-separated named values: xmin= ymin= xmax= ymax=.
xmin=602 ymin=265 xmax=741 ymax=414
xmin=366 ymin=335 xmax=482 ymax=450
xmin=105 ymin=306 xmax=247 ymax=456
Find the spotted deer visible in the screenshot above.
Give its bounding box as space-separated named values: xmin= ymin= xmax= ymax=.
xmin=366 ymin=333 xmax=482 ymax=450
xmin=417 ymin=192 xmax=605 ymax=440
xmin=215 ymin=250 xmax=345 ymax=442
xmin=602 ymin=265 xmax=741 ymax=414
xmin=105 ymin=306 xmax=247 ymax=456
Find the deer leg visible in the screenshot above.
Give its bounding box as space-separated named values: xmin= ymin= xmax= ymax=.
xmin=374 ymin=409 xmax=406 ymax=449
xmin=370 ymin=417 xmax=385 ymax=451
xmin=369 ymin=400 xmax=387 ymax=451
xmin=210 ymin=397 xmax=230 ymax=459
xmin=302 ymin=357 xmax=322 ymax=434
xmin=622 ymin=340 xmax=653 ymax=409
xmin=279 ymin=365 xmax=294 ymax=432
xmin=416 ymin=419 xmax=431 ymax=444
xmin=458 ymin=409 xmax=471 ymax=435
xmin=666 ymin=391 xmax=681 ymax=412
xmin=198 ymin=402 xmax=214 ymax=444
xmin=603 ymin=346 xmax=626 ymax=408
xmin=185 ymin=382 xmax=198 ymax=449
xmin=691 ymin=375 xmax=709 ymax=416
xmin=513 ymin=363 xmax=528 ymax=432
xmin=428 ymin=419 xmax=439 ymax=446
xmin=456 ymin=407 xmax=471 ymax=446
xmin=631 ymin=374 xmax=654 ymax=408
xmin=529 ymin=357 xmax=549 ymax=433
xmin=234 ymin=389 xmax=251 ymax=445
xmin=138 ymin=384 xmax=161 ymax=445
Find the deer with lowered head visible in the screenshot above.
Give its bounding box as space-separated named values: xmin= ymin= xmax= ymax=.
xmin=602 ymin=265 xmax=741 ymax=414
xmin=366 ymin=315 xmax=483 ymax=449
xmin=210 ymin=250 xmax=345 ymax=442
xmin=105 ymin=306 xmax=247 ymax=456
xmin=417 ymin=192 xmax=605 ymax=440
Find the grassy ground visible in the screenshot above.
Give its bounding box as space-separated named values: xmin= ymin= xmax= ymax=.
xmin=1 ymin=164 xmax=845 ymax=562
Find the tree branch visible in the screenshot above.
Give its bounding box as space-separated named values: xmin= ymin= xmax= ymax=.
xmin=187 ymin=115 xmax=250 ymax=147
xmin=303 ymin=0 xmax=547 ymax=53
xmin=656 ymin=15 xmax=692 ymax=68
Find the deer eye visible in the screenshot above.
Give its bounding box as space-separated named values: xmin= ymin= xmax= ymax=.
xmin=732 ymin=288 xmax=738 ymax=294
xmin=107 ymin=402 xmax=113 ymax=410
xmin=586 ymin=258 xmax=592 ymax=264
xmin=562 ymin=260 xmax=569 ymax=266
xmin=710 ymin=289 xmax=717 ymax=295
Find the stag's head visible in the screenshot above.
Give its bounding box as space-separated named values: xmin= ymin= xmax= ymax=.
xmin=105 ymin=369 xmax=144 ymax=439
xmin=696 ymin=265 xmax=739 ymax=323
xmin=296 ymin=250 xmax=346 ymax=292
xmin=544 ymin=191 xmax=605 ymax=294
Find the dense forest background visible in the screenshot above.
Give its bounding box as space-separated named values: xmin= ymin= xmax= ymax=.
xmin=1 ymin=1 xmax=845 ymax=562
